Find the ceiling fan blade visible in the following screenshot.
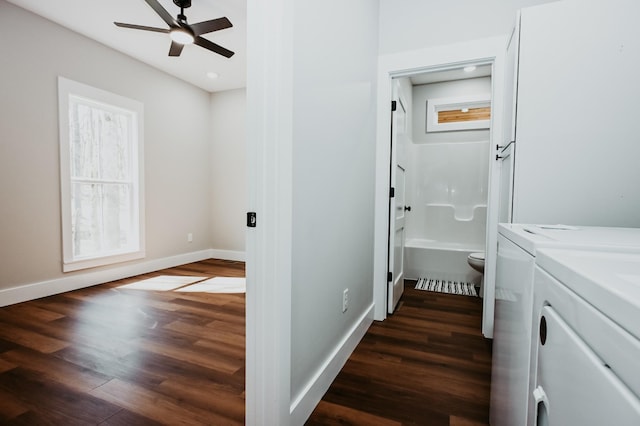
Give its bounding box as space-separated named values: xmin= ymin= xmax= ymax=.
xmin=190 ymin=17 xmax=233 ymax=36
xmin=168 ymin=41 xmax=185 ymax=57
xmin=114 ymin=22 xmax=169 ymax=33
xmin=194 ymin=36 xmax=234 ymax=58
xmin=144 ymin=0 xmax=178 ymax=27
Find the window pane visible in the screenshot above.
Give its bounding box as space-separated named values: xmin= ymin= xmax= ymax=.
xmin=69 ymin=100 xmax=132 ymax=181
xmin=437 ymin=106 xmax=491 ymax=124
xmin=72 ymin=182 xmax=134 ymax=258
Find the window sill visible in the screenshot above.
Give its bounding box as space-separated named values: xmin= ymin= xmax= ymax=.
xmin=63 ymin=250 xmax=145 ymax=273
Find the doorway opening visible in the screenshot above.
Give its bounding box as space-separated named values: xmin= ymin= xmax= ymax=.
xmin=388 ymin=64 xmax=493 ymax=315
xmin=374 ymin=39 xmax=505 ymax=339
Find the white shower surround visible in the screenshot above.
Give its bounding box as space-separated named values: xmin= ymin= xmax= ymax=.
xmin=404 ymin=140 xmax=489 ymax=282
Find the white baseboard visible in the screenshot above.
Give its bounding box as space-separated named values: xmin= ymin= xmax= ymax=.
xmin=208 ymin=249 xmax=246 ymax=262
xmin=0 ymin=249 xmax=216 ymax=307
xmin=289 ymin=303 xmax=374 ymax=425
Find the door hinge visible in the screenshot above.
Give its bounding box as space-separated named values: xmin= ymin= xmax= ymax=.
xmin=387 ymin=272 xmax=393 ymax=282
xmin=246 ymin=212 xmax=257 ymax=228
xmin=391 ymin=100 xmax=397 ymax=112
xmin=390 ymin=187 xmax=395 ymax=198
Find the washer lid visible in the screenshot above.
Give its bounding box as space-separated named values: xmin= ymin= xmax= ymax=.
xmin=536 ymin=248 xmax=640 ymax=341
xmin=499 ymin=223 xmax=640 ymax=256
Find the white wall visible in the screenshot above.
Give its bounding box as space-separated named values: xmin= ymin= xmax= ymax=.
xmin=0 ymin=1 xmax=213 ymax=291
xmin=378 ymin=0 xmax=558 ymax=55
xmin=290 ymin=0 xmax=379 ymax=410
xmin=246 ymin=0 xmax=380 ymax=422
xmin=210 ymin=88 xmax=247 ymax=254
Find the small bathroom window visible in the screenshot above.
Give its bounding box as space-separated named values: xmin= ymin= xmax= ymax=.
xmin=426 ymin=95 xmax=491 ymax=132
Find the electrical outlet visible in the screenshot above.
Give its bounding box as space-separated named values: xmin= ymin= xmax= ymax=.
xmin=187 ymin=233 xmax=193 ymax=243
xmin=342 ymin=288 xmax=349 ymax=313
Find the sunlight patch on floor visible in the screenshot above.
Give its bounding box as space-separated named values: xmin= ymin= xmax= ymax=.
xmin=118 ymin=275 xmax=206 ymax=291
xmin=176 ymin=277 xmax=246 ymax=294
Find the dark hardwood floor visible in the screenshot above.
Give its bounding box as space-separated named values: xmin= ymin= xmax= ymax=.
xmin=307 ymin=281 xmax=493 ymax=426
xmin=0 ymin=263 xmax=492 ymax=425
xmin=0 ymin=259 xmax=246 ymax=425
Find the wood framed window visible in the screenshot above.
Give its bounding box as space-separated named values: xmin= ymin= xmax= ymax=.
xmin=426 ymin=95 xmax=491 ymax=132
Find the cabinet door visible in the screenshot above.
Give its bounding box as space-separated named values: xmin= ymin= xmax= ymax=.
xmin=514 ymin=0 xmax=640 ymax=226
xmin=496 ymin=14 xmax=520 ymax=225
xmin=502 ymin=12 xmax=520 ymax=148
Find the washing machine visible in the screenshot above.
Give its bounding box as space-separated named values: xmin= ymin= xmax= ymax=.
xmin=531 ymin=248 xmax=640 ymax=425
xmin=490 ymin=224 xmax=640 ymax=426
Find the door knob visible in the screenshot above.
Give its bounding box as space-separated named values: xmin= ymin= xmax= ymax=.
xmin=404 ymin=206 xmax=412 ymax=212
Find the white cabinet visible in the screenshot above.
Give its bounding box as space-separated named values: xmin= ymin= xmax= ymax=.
xmin=497 ymin=141 xmax=515 ymax=224
xmin=497 ymin=12 xmax=519 ymax=224
xmin=501 ymin=10 xmax=519 ymax=148
xmin=500 ymin=0 xmax=640 ymax=227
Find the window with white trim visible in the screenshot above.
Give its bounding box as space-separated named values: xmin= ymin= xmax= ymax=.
xmin=58 ymin=77 xmax=144 ymax=272
xmin=426 ymin=95 xmax=491 ymax=132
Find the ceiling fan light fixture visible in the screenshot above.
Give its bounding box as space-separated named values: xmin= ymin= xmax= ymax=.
xmin=170 ymin=27 xmax=194 ymax=44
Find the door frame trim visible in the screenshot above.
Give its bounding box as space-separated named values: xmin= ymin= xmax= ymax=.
xmin=372 ymin=37 xmax=506 ymax=339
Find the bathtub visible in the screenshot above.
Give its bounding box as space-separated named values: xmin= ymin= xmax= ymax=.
xmin=403 ymin=238 xmax=483 ymax=285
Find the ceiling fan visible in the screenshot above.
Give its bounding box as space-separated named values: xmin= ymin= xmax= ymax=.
xmin=114 ymin=0 xmax=234 ymax=58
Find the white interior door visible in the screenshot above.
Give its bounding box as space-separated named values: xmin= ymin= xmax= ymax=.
xmin=388 ymin=81 xmax=408 ymax=314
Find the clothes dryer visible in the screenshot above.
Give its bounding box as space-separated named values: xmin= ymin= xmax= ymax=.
xmin=490 ymin=224 xmax=640 ymax=426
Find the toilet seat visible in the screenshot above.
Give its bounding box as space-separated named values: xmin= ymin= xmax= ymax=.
xmin=468 ymin=252 xmax=485 ymax=274
xmin=469 ymin=252 xmax=485 ymax=261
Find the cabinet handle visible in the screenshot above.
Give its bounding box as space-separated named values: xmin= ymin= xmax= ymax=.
xmin=533 ymin=386 xmax=550 ymax=425
xmin=497 ymin=140 xmax=516 ymax=152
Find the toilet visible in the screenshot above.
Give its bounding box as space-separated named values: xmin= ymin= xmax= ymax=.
xmin=467 ymin=252 xmax=485 ymax=273
xmin=468 ymin=252 xmax=485 ymax=296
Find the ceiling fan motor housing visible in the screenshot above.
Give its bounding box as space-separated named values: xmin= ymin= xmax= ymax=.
xmin=173 ymin=0 xmax=192 ymax=9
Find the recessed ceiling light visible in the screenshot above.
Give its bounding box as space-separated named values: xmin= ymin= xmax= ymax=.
xmin=206 ymin=72 xmax=219 ymax=79
xmin=464 ymin=65 xmax=477 ymax=72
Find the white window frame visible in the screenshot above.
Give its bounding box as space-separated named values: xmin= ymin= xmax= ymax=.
xmin=58 ymin=77 xmax=145 ymax=272
xmin=426 ymin=94 xmax=491 ymax=132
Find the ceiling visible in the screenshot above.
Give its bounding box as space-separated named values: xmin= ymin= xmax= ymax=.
xmin=7 ymin=0 xmax=246 ymax=93
xmin=410 ymin=64 xmax=492 ymax=86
